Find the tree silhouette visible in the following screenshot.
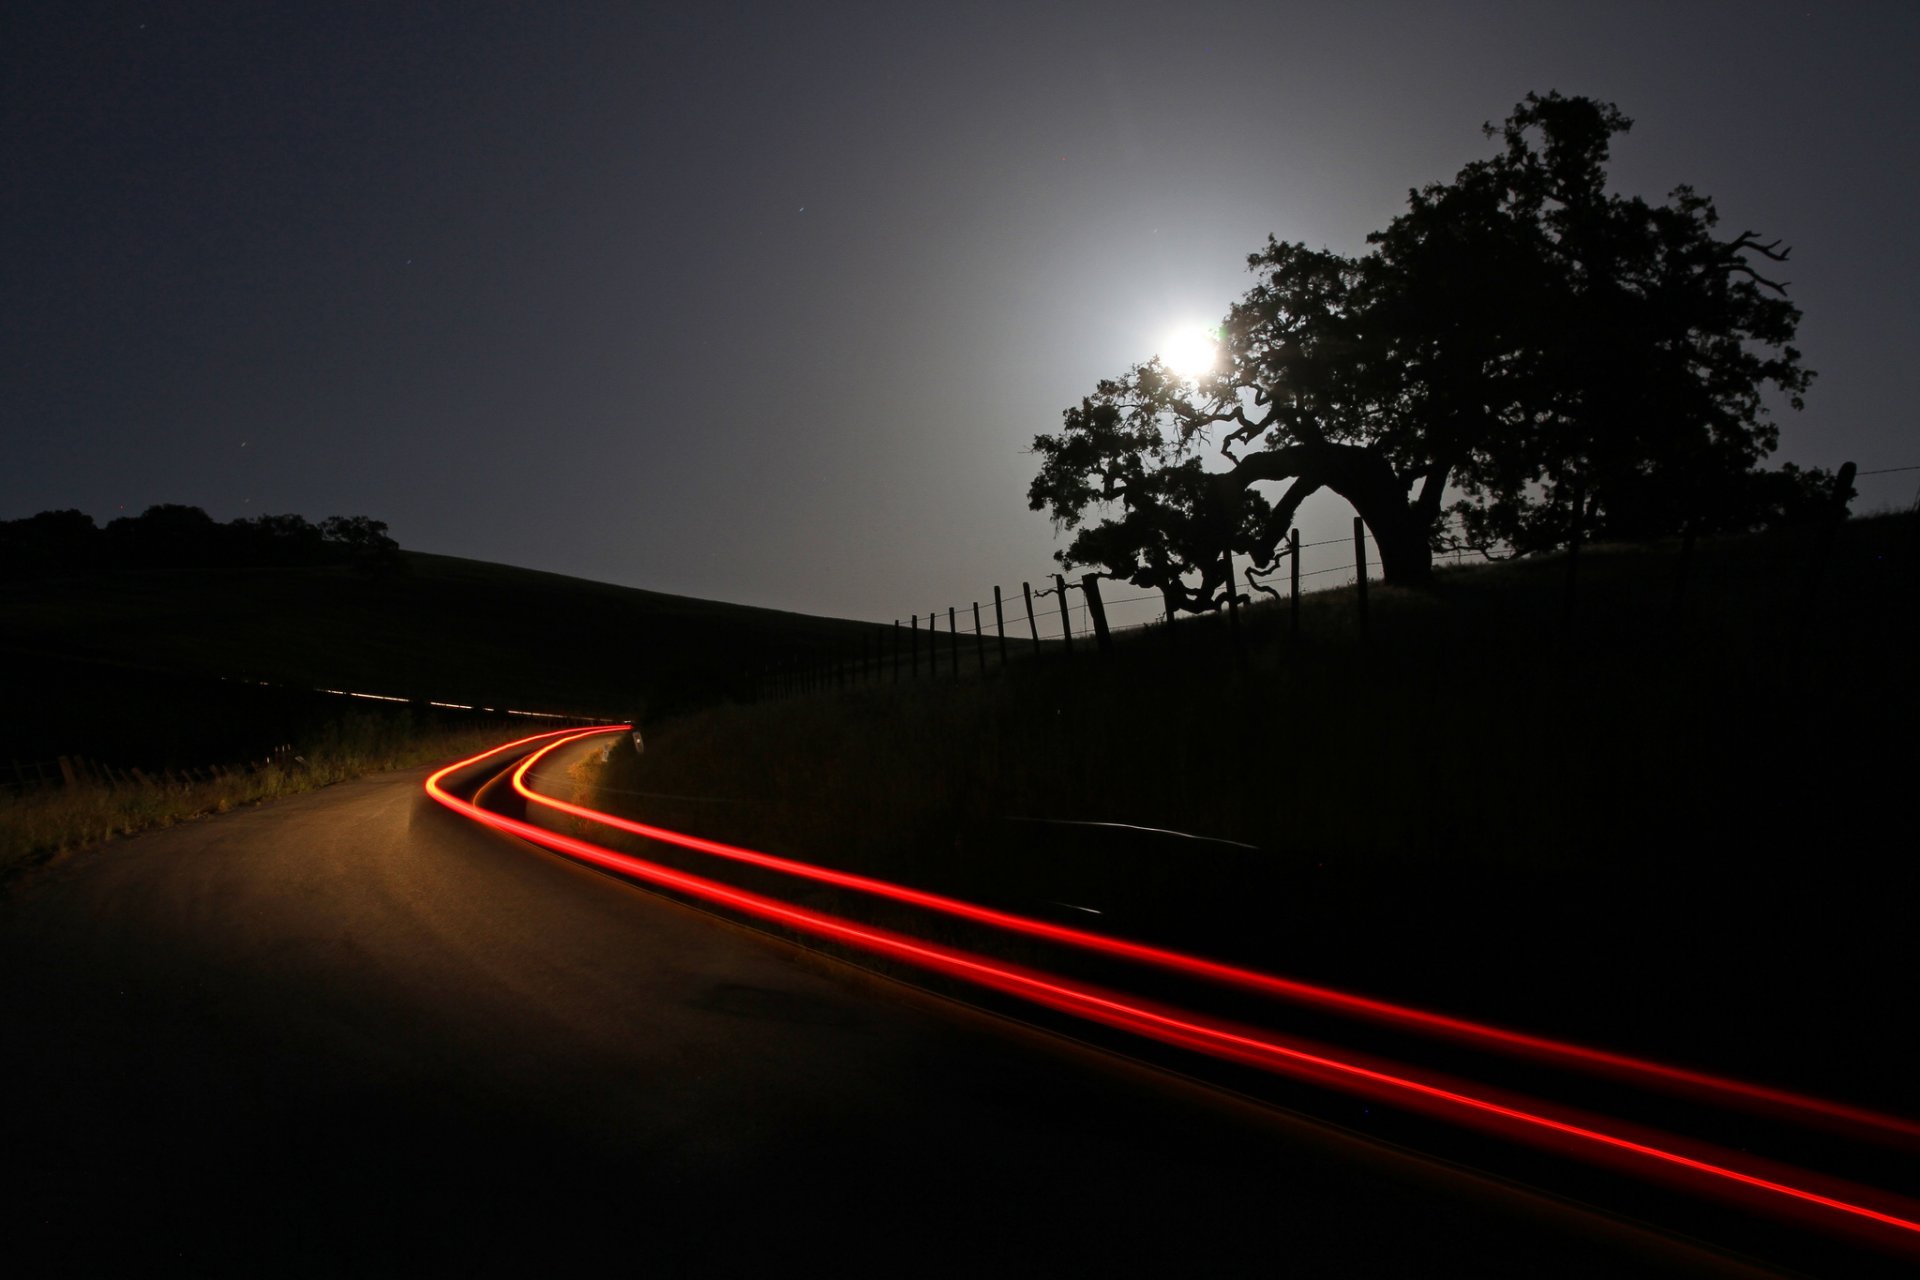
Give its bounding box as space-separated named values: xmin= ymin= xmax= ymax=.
xmin=320 ymin=515 xmax=402 ymax=575
xmin=1 ymin=506 xmax=404 ymax=577
xmin=1029 ymin=93 xmax=1827 ymax=605
xmin=104 ymin=503 xmax=222 ymax=569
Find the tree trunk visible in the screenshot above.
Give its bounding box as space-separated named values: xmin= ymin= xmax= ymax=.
xmin=1320 ymin=453 xmax=1434 ymax=585
xmin=1363 ymin=508 xmax=1434 ymax=584
xmin=1228 ymin=442 xmax=1437 ymax=586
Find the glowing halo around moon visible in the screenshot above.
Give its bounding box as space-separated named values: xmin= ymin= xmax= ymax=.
xmin=1160 ymin=324 xmax=1221 ymax=381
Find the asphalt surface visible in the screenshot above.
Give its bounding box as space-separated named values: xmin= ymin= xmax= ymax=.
xmin=0 ymin=748 xmax=1779 ymax=1276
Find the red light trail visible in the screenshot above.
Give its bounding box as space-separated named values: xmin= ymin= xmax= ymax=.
xmin=505 ymin=728 xmax=1920 ymax=1151
xmin=426 ymin=729 xmax=1920 ymax=1253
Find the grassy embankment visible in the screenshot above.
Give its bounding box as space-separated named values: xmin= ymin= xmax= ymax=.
xmin=566 ymin=513 xmax=1919 ymax=1116
xmin=1 ymin=549 xmax=872 ymax=881
xmin=1 ymin=713 xmax=513 ymax=882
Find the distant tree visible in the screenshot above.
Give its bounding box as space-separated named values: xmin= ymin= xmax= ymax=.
xmin=229 ymin=512 xmax=327 ymax=565
xmin=3 ymin=504 xmax=411 ymax=576
xmin=0 ymin=509 xmax=103 ymax=578
xmin=320 ymin=515 xmax=403 ymax=575
xmin=1029 ymin=92 xmax=1827 ymax=605
xmin=103 ymin=503 xmax=221 ymax=569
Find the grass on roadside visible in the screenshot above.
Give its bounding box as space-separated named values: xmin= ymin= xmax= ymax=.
xmin=0 ymin=712 xmax=515 ymax=883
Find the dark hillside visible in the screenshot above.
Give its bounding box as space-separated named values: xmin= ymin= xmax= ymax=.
xmin=571 ymin=512 xmax=1920 ymax=1125
xmin=0 ymin=550 xmax=869 ymax=763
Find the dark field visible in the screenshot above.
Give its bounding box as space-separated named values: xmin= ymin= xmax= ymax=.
xmin=566 ymin=513 xmax=1919 ymax=1141
xmin=0 ymin=548 xmax=875 ymax=750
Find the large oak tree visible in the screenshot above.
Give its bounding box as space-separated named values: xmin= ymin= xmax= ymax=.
xmin=1029 ymin=93 xmax=1825 ymax=606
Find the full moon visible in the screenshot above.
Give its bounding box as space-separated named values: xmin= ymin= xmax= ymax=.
xmin=1161 ymin=325 xmax=1219 ymax=381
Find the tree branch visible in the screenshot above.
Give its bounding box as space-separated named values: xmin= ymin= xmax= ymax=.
xmin=1724 ymin=231 xmax=1791 ymax=293
xmin=1244 ymin=560 xmax=1285 ymax=601
xmin=1727 ymin=231 xmax=1791 ymax=262
xmin=1728 ymin=262 xmax=1789 ymax=292
xmin=1413 ymin=460 xmax=1454 ymax=526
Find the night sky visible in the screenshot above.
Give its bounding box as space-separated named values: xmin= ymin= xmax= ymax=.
xmin=6 ymin=2 xmax=1916 ymax=624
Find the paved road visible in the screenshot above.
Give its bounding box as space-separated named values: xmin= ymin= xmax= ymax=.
xmin=1 ymin=751 xmax=1773 ymax=1276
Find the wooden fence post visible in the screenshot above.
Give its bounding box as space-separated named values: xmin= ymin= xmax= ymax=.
xmin=1669 ymin=529 xmax=1696 ymax=626
xmin=892 ymin=620 xmax=902 ymax=682
xmin=1798 ymin=461 xmax=1858 ymax=628
xmin=910 ymin=615 xmax=920 ymax=678
xmin=948 ymin=606 xmax=960 ymax=677
xmin=1563 ymin=474 xmax=1585 ymax=631
xmin=1222 ymin=549 xmax=1240 ymax=641
xmin=993 ymin=586 xmax=1008 ymax=666
xmin=1289 ymin=527 xmax=1301 ymax=641
xmin=1353 ymin=516 xmax=1370 ymax=634
xmin=1022 ymin=581 xmax=1041 ymax=653
xmin=973 ymin=602 xmax=987 ymax=673
xmin=1052 ymin=574 xmax=1075 ymax=655
xmin=1081 ymin=575 xmax=1113 ymax=654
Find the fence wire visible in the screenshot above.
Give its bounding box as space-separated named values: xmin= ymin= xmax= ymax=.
xmin=761 ymin=465 xmax=1902 ymax=695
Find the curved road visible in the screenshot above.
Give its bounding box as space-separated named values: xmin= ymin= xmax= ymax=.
xmin=1 ymin=743 xmax=1774 ymax=1276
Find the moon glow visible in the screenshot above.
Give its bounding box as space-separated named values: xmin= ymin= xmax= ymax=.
xmin=1161 ymin=325 xmax=1219 ymax=381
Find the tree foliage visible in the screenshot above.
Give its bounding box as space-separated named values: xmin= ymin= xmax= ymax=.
xmin=0 ymin=505 xmax=403 ymax=579
xmin=1029 ymin=92 xmax=1829 ymax=606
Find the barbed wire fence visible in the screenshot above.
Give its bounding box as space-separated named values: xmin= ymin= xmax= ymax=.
xmin=748 ymin=459 xmax=1910 ymax=700
xmin=751 ymin=509 xmax=1522 ymax=698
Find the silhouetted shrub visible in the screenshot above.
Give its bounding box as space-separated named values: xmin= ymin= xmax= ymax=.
xmin=0 ymin=509 xmax=105 ymax=576
xmin=0 ymin=505 xmax=405 ymax=578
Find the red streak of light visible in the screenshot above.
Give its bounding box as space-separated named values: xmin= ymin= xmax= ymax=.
xmin=427 ymin=734 xmax=1920 ymax=1248
xmin=509 ymin=729 xmax=1920 ymax=1149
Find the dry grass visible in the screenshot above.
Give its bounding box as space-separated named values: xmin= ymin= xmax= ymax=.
xmin=0 ymin=713 xmax=513 ymax=881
